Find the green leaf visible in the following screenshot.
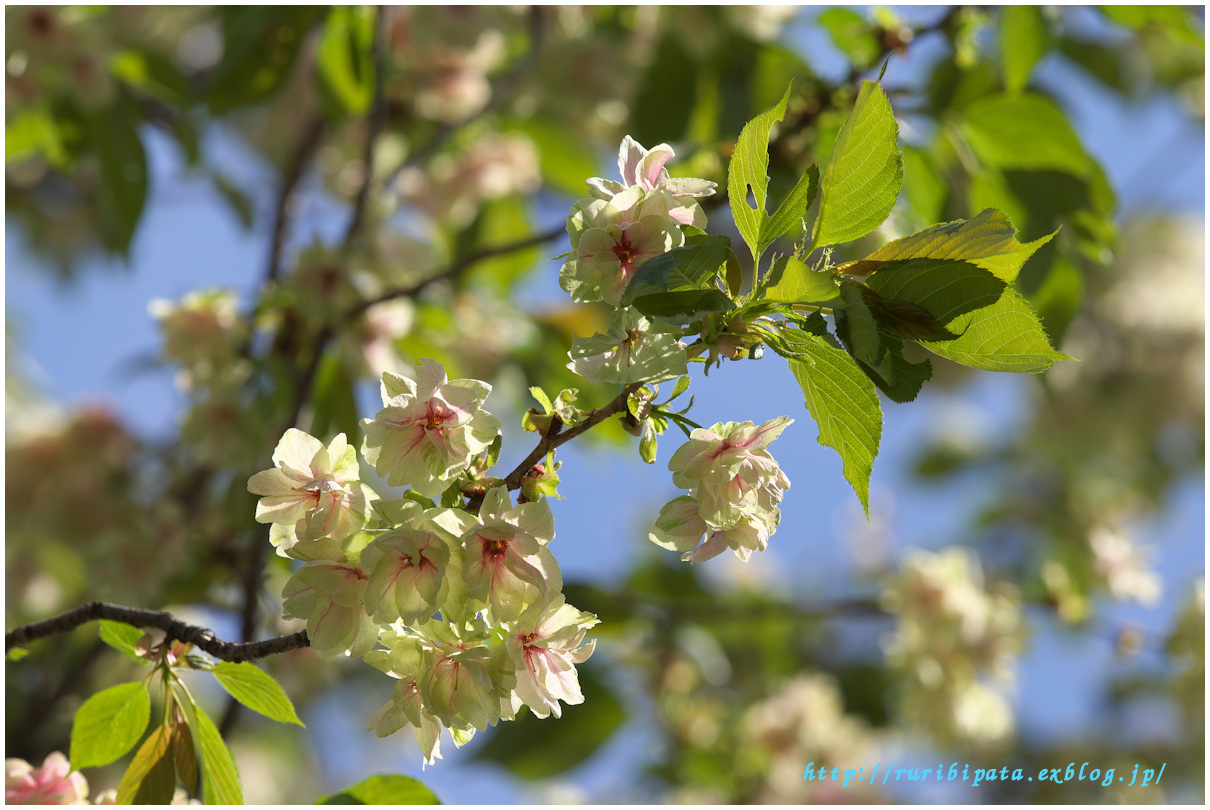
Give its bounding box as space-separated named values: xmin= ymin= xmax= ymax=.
xmin=5 ymin=108 xmax=69 ymax=168
xmin=6 ymin=648 xmax=30 ymax=662
xmin=175 ymin=688 xmax=244 ymax=805
xmin=316 ymin=5 xmax=376 ymax=119
xmin=728 ymin=84 xmax=792 ymax=264
xmin=818 ymin=8 xmax=881 ymax=69
xmin=901 ymin=145 xmax=947 ymax=225
xmin=842 ymin=208 xmax=1054 ymax=282
xmin=85 ymin=103 xmax=147 ymax=255
xmin=70 ymin=682 xmax=151 ymax=769
xmin=630 ymin=289 xmax=735 ymax=323
xmin=866 ymin=259 xmax=1067 ymax=372
xmin=206 ymin=7 xmax=324 ymax=112
xmin=621 ymin=237 xmax=732 ymax=305
xmin=472 ymin=665 xmax=625 ymax=779
xmin=780 ymin=327 xmax=882 ymax=513
xmin=98 ymin=620 xmax=148 ymax=665
xmin=133 ymin=730 xmax=179 ymax=805
xmin=758 ymin=164 xmax=820 ymax=258
xmin=1028 ymin=253 xmax=1084 ymax=347
xmin=1000 ymin=6 xmax=1052 ymax=94
xmin=858 ymin=330 xmax=933 ymax=404
xmin=317 ymin=774 xmax=441 ymax=804
xmin=835 ymin=283 xmax=885 ymax=368
xmin=812 ymin=81 xmax=903 ymax=248
xmin=109 ymin=49 xmax=193 ymax=105
xmin=466 ymin=197 xmax=539 ymax=290
xmin=764 ymin=255 xmax=840 ymax=304
xmin=115 ymin=723 xmax=174 ymax=805
xmin=212 ymin=662 xmax=305 ymax=726
xmin=958 ymin=93 xmax=1090 ymax=176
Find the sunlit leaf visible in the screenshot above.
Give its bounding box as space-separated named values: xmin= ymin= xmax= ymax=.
xmin=842 ymin=208 xmax=1053 ymax=282
xmin=212 ymin=661 xmax=305 ymax=726
xmin=812 ymin=81 xmax=903 ymax=248
xmin=316 ymin=5 xmax=376 ymax=119
xmin=728 ymin=84 xmax=792 ymax=263
xmin=1000 ymin=6 xmax=1052 ymax=94
xmin=317 ymin=774 xmax=441 ymax=805
xmin=98 ymin=620 xmax=148 ymax=665
xmin=70 ymin=682 xmax=150 ymax=769
xmin=114 ymin=723 xmax=173 ymax=805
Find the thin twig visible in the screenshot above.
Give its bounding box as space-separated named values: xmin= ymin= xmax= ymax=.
xmin=502 ymin=382 xmax=644 ymax=492
xmin=6 ymin=603 xmax=309 ymax=664
xmin=345 ymin=224 xmax=565 ymax=322
xmin=266 ymin=117 xmax=326 ymax=285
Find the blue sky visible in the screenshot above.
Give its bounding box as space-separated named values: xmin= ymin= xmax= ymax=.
xmin=5 ymin=6 xmax=1204 ymax=803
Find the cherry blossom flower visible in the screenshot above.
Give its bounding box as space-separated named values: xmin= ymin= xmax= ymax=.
xmin=567 ymin=307 xmax=688 ymax=384
xmin=281 ymin=560 xmax=379 ymax=658
xmin=5 ymin=753 xmax=88 ymax=805
xmin=361 ymin=528 xmax=454 ymax=624
xmin=459 ymin=488 xmax=561 ymax=622
xmin=561 ymin=185 xmax=683 ymax=307
xmin=361 ymin=359 xmax=502 ymax=498
xmin=586 ymin=135 xmax=717 ymax=225
xmin=248 ymin=430 xmax=377 ymax=555
xmin=649 ymin=494 xmax=777 ymax=564
xmin=668 ymin=417 xmax=792 ymax=530
xmin=505 ymin=595 xmax=598 ymax=718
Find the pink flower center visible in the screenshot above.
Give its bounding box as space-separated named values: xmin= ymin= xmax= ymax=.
xmin=611 ymin=232 xmax=637 ymax=270
xmin=482 ymin=536 xmax=509 ymax=560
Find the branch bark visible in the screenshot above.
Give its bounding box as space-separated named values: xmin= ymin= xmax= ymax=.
xmin=6 ymin=603 xmax=310 ymax=664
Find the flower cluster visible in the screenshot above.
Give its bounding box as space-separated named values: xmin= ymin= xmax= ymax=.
xmin=5 ymin=753 xmax=88 ymax=805
xmin=649 ymin=418 xmax=792 ymax=563
xmin=561 ymin=137 xmax=714 ymax=309
xmin=880 ymin=547 xmax=1026 ymax=746
xmin=249 ymin=361 xmax=598 ymax=763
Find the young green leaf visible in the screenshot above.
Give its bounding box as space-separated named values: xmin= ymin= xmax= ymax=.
xmin=133 ymin=733 xmax=179 ymax=805
xmin=317 ymin=774 xmax=441 ymax=805
xmin=316 ymin=5 xmax=377 ymax=119
xmin=911 ymin=286 xmax=1068 ymax=372
xmin=764 ymin=255 xmax=840 ymax=304
xmin=528 ymin=386 xmax=554 ymax=414
xmin=812 ymin=81 xmax=903 ymax=249
xmin=857 ymin=330 xmax=934 ymax=404
xmin=629 ymin=289 xmax=735 ymax=323
xmin=757 ymin=164 xmax=820 ymax=261
xmin=70 ymin=682 xmax=151 ymax=769
xmin=175 ymin=688 xmax=244 ymax=805
xmin=212 ymin=662 xmax=305 ymax=726
xmin=866 ymin=259 xmax=1067 ymax=372
xmin=1000 ymin=5 xmax=1053 ymax=94
xmin=114 ymin=723 xmax=174 ymax=805
xmin=780 ymin=327 xmax=882 ymax=514
xmin=98 ymin=620 xmax=148 ymax=665
xmin=835 ymin=283 xmax=886 ymax=369
xmin=620 ymin=237 xmax=731 ymax=305
xmin=841 ymin=208 xmax=1054 ymax=282
xmin=728 ymin=85 xmax=793 ymax=264
xmin=958 ymin=93 xmax=1089 ymax=175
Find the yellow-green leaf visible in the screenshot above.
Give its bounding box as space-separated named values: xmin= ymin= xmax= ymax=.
xmin=728 ymin=85 xmax=792 ymax=263
xmin=115 ymin=723 xmax=173 ymax=805
xmin=842 ymin=208 xmax=1054 ymax=282
xmin=70 ymin=682 xmax=151 ymax=769
xmin=212 ymin=661 xmax=305 ymax=726
xmin=812 ymin=81 xmax=903 ymax=248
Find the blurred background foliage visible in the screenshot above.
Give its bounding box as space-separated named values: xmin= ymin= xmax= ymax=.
xmin=5 ymin=5 xmax=1204 ymax=804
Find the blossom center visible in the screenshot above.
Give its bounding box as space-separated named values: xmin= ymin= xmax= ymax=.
xmin=482 ymin=536 xmax=509 ymax=560
xmin=611 ymin=233 xmax=637 ymax=269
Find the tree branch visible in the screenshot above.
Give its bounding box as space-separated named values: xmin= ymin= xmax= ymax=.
xmin=502 ymin=382 xmax=644 ymax=492
xmin=266 ymin=117 xmax=326 ymax=285
xmin=6 ymin=603 xmax=310 ymax=664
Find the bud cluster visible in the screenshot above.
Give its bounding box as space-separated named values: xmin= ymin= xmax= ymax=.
xmin=249 ymin=361 xmax=597 ymax=763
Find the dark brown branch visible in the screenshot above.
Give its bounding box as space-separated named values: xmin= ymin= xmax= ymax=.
xmin=502 ymin=382 xmax=644 ymax=492
xmin=6 ymin=603 xmax=310 ymax=664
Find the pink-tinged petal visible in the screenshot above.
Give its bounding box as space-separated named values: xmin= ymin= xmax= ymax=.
xmin=661 ymin=177 xmax=718 ymax=197
xmin=413 ymin=358 xmax=449 ymax=401
xmin=585 ymin=177 xmax=624 ymax=198
xmin=683 ymin=531 xmax=729 ymax=564
xmin=635 ymin=143 xmax=675 ymax=190
xmin=617 ymin=135 xmax=646 ymax=186
xmin=271 ymin=428 xmax=325 ymax=478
